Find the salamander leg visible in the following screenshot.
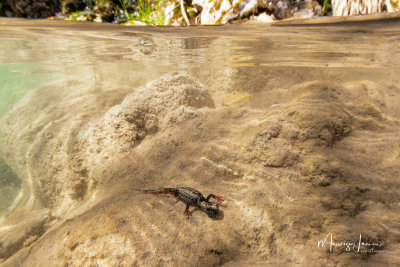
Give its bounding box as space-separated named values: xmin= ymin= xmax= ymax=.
xmin=161 ymin=189 xmax=178 ymax=199
xmin=206 ymin=194 xmax=224 ymax=203
xmin=184 ymin=204 xmax=192 ymax=218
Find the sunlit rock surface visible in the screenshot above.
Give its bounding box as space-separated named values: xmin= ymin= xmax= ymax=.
xmin=332 ymin=0 xmax=400 ymax=16
xmin=0 ymin=18 xmax=400 ymax=266
xmin=163 ymin=0 xmax=324 ymax=25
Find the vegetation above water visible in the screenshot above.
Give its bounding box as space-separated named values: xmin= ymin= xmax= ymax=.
xmin=0 ymin=0 xmax=398 ymax=25
xmin=63 ymin=0 xmax=165 ymax=25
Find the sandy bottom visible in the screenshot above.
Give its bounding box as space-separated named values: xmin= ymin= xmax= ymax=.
xmin=0 ymin=69 xmax=399 ymax=266
xmin=0 ymin=18 xmax=400 ymax=266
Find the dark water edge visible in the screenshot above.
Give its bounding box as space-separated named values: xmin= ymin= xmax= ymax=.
xmin=0 ymin=158 xmax=21 ymax=218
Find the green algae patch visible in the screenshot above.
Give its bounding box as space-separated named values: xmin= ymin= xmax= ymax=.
xmin=0 ymin=63 xmax=53 ymax=117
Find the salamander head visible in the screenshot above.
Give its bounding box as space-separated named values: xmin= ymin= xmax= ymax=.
xmin=199 ymin=201 xmax=219 ymax=217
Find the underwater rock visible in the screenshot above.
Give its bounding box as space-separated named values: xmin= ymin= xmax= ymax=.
xmin=0 ymin=208 xmax=51 ymax=261
xmin=0 ymin=71 xmax=214 ymax=220
xmin=223 ymin=91 xmax=253 ymax=106
xmin=0 ymin=64 xmax=399 ymax=266
xmin=99 ymin=71 xmax=214 ymax=149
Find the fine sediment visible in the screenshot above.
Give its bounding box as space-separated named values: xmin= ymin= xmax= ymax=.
xmin=0 ymin=70 xmax=399 ymax=266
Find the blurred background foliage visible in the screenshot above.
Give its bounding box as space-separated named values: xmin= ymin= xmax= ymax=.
xmin=0 ymin=0 xmax=332 ymax=24
xmin=0 ymin=0 xmax=167 ymax=24
xmin=62 ymin=0 xmax=165 ymax=25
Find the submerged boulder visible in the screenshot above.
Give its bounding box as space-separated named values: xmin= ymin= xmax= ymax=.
xmin=0 ymin=72 xmax=214 ymax=219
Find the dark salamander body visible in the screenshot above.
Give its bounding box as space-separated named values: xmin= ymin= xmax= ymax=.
xmin=142 ymin=187 xmax=223 ymax=218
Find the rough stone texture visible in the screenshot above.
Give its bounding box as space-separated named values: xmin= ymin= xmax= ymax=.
xmin=0 ymin=208 xmax=51 ymax=261
xmin=223 ymin=91 xmax=253 ymax=106
xmin=0 ymin=72 xmax=214 ymax=216
xmin=2 ymin=74 xmax=399 ymax=266
xmin=0 ymin=24 xmax=400 ymax=266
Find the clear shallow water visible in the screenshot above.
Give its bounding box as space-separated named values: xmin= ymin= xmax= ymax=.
xmin=1 ymin=18 xmax=399 ymax=102
xmin=0 ymin=16 xmax=400 ymax=266
xmin=0 ymin=63 xmax=54 ymax=116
